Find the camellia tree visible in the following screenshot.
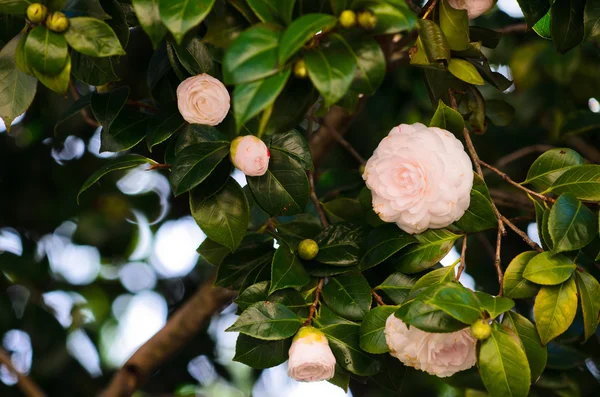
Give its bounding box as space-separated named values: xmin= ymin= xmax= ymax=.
xmin=1 ymin=0 xmax=600 ymax=396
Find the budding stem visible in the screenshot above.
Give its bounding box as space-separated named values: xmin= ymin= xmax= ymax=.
xmin=305 ymin=278 xmax=325 ymax=325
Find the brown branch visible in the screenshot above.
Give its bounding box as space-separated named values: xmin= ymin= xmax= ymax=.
xmin=494 ymin=227 xmax=504 ymax=296
xmin=494 ymin=144 xmax=554 ymax=169
xmin=126 ymin=100 xmax=157 ymax=112
xmin=0 ymin=347 xmax=46 ymax=397
xmin=327 ymin=125 xmax=366 ymax=165
xmin=305 ymin=279 xmax=325 ymax=325
xmin=371 ymin=290 xmax=386 ymax=306
xmin=501 ymin=216 xmax=543 ymax=253
xmin=147 ymin=163 xmax=171 ymax=171
xmin=496 ymin=23 xmax=528 ymax=34
xmin=456 ymin=236 xmax=468 ymax=280
xmin=489 ymin=188 xmax=535 ymax=210
xmin=69 ymin=81 xmax=99 ymax=128
xmin=99 ymin=273 xmax=235 ymax=397
xmin=478 ymin=159 xmax=555 ymax=203
xmin=308 ymin=170 xmax=329 ymax=228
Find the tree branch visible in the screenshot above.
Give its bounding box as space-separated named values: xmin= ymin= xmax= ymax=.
xmin=0 ymin=347 xmax=46 ymax=397
xmin=493 ymin=144 xmax=554 ymax=169
xmin=494 ymin=227 xmax=504 ymax=296
xmin=99 ymin=273 xmax=235 ymax=397
xmin=501 ymin=216 xmax=543 ymax=252
xmin=326 ymin=124 xmax=366 ymax=165
xmin=308 ymin=170 xmax=329 ymax=228
xmin=371 ymin=290 xmax=386 ymax=306
xmin=305 ymin=279 xmax=325 ymax=325
xmin=456 ymin=236 xmax=468 ymax=280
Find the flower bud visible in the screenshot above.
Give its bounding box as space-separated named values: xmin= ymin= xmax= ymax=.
xmin=447 ymin=0 xmax=495 ymax=19
xmin=293 ymin=59 xmax=308 ymax=79
xmin=298 ymin=239 xmax=319 ymax=260
xmin=46 ymin=12 xmax=69 ymax=33
xmin=288 ymin=326 xmax=336 ymax=382
xmin=338 ymin=10 xmax=357 ymax=29
xmin=357 ymin=11 xmax=377 ymax=30
xmin=230 ymin=135 xmax=270 ymax=177
xmin=26 ymin=3 xmax=47 ymax=24
xmin=470 ymin=319 xmax=492 ymax=340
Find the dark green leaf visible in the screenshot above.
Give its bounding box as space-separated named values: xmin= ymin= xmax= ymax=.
xmin=393 ymin=229 xmax=461 ymax=274
xmin=475 ymin=292 xmax=514 ymax=319
xmin=503 ymin=251 xmax=541 ymax=298
xmin=439 ymin=0 xmax=469 ymax=51
xmin=322 ymin=198 xmax=365 ymax=224
xmin=262 ymin=78 xmax=318 ymax=135
xmin=551 ymin=0 xmax=585 ymax=53
xmin=314 ymin=223 xmax=366 ymax=267
xmin=234 ymin=334 xmax=291 ymax=368
xmin=158 ymin=0 xmax=215 ymax=44
xmin=223 ymin=24 xmax=282 ymax=85
xmin=360 ymin=224 xmax=416 ymax=271
xmin=448 ymin=58 xmax=484 ymax=85
xmin=100 ymin=109 xmax=149 ymax=152
xmin=370 ymin=355 xmax=407 ymax=393
xmin=90 ymin=86 xmax=130 ymax=132
xmin=584 ymin=0 xmax=600 ymax=39
xmin=574 ymin=271 xmax=600 ymax=341
xmin=368 ymin=2 xmax=416 ymax=35
xmin=548 ymin=193 xmax=598 ymax=253
xmin=469 ymin=26 xmax=502 ymax=48
xmin=478 ymin=326 xmax=531 ymax=397
xmin=418 ymin=19 xmax=450 ymax=63
xmin=408 ymin=264 xmax=457 ymax=299
xmin=429 ymin=99 xmax=465 ymax=136
xmin=516 ymin=0 xmax=550 ymax=27
xmin=145 ymin=103 xmax=186 ymax=150
xmin=172 ymin=37 xmax=215 ymax=76
xmin=374 ymin=272 xmax=416 ymax=305
xmin=227 ymin=301 xmax=303 ymax=340
xmin=395 ymin=299 xmax=467 ymax=333
xmin=64 ymin=0 xmax=111 ymax=19
xmin=65 ymin=17 xmax=125 ymax=57
xmin=34 ymin=53 xmax=70 ymax=94
xmin=486 ymin=100 xmax=516 ymax=127
xmin=454 ymin=190 xmax=497 ymax=233
xmin=418 ymin=283 xmax=482 ymax=325
xmin=197 ymin=238 xmax=230 ymax=266
xmin=132 ymin=0 xmax=167 ymax=48
xmin=542 ymin=208 xmax=554 ymax=251
xmin=502 ymin=311 xmax=547 ymax=382
xmin=524 ymin=148 xmax=584 ymax=190
xmin=0 ymin=0 xmax=32 ymax=14
xmin=53 ymin=94 xmax=92 ymax=136
xmin=359 ymin=305 xmax=398 ymax=354
xmin=24 ymin=26 xmax=68 ymax=75
xmin=247 ymin=0 xmax=296 ymax=25
xmin=78 ymin=154 xmax=156 ymax=202
xmin=278 ymin=13 xmax=337 ymax=64
xmin=71 ymin=52 xmax=120 ymax=86
xmin=547 ymin=165 xmax=600 ymax=200
xmin=269 ymin=243 xmax=311 ymax=294
xmin=269 ymin=130 xmax=313 ymax=170
xmin=322 ymin=271 xmax=372 ymax=321
xmin=534 ymin=276 xmax=578 ymax=344
xmin=170 ymin=142 xmax=230 ymax=196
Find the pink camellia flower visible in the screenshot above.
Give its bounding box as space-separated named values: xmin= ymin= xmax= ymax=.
xmin=362 ymin=123 xmax=473 ymax=234
xmin=176 ymin=73 xmax=230 ymax=126
xmin=385 ymin=315 xmax=477 ymax=378
xmin=230 ymin=135 xmax=270 ymax=177
xmin=287 ymin=326 xmax=336 ymax=382
xmin=447 ymin=0 xmax=496 ymax=19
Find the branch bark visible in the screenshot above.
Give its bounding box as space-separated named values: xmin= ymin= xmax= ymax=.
xmin=0 ymin=347 xmax=46 ymax=397
xmin=99 ymin=273 xmax=235 ymax=397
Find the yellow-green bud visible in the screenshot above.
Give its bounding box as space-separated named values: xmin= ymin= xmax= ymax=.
xmin=298 ymin=239 xmax=319 ymax=260
xmin=293 ymin=59 xmax=308 ymax=79
xmin=470 ymin=320 xmax=492 ymax=340
xmin=26 ymin=3 xmax=47 ymax=24
xmin=357 ymin=11 xmax=378 ymax=30
xmin=46 ymin=12 xmax=69 ymax=33
xmin=338 ymin=10 xmax=357 ymax=29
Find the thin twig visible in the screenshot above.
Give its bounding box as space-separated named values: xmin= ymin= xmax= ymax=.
xmin=308 ymin=171 xmax=329 ymax=228
xmin=126 ymin=99 xmax=157 ymax=111
xmin=456 ymin=236 xmax=468 ymax=280
xmin=147 ymin=163 xmax=172 ymax=171
xmin=327 ymin=125 xmax=366 ymax=165
xmin=69 ymin=81 xmax=99 ymax=128
xmin=494 ymin=144 xmax=554 ymax=169
xmin=419 ymin=0 xmax=438 ymax=18
xmin=0 ymin=347 xmax=46 ymax=397
xmin=305 ymin=279 xmax=325 ymax=325
xmin=371 ymin=290 xmax=386 ymax=306
xmin=489 ymin=188 xmax=535 ymax=209
xmin=494 ymin=227 xmax=504 ymax=296
xmin=501 ymin=216 xmax=543 ymax=252
xmin=496 ymin=23 xmax=528 ymax=34
xmin=478 ymin=159 xmax=555 ymax=203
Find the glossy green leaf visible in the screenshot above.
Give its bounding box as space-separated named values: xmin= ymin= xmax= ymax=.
xmin=216 ymin=241 xmax=274 ymax=290
xmin=429 ymin=99 xmax=465 ymax=136
xmin=314 ymin=223 xmax=366 ymax=267
xmin=439 ymin=0 xmax=469 ymax=51
xmin=197 ymin=238 xmax=230 ymax=266
xmin=269 ymin=243 xmax=311 ymax=294
xmin=145 ymin=103 xmax=186 ymax=150
xmin=551 ymin=0 xmax=585 ymax=53
xmin=71 ymin=52 xmax=120 ymax=86
xmin=475 ymin=292 xmax=515 ymax=319
xmin=454 ymin=190 xmax=498 ymax=233
xmin=171 ymin=37 xmax=215 ymax=76
xmin=374 ymin=272 xmax=416 ymax=305
xmin=322 ymin=271 xmax=372 ymax=321
xmin=523 ymin=252 xmax=575 ymax=285
xmin=90 ymin=86 xmax=129 ymax=132
xmin=542 ymin=208 xmax=554 ymax=251
xmin=418 ymin=19 xmax=450 ymax=63
xmin=332 ymin=34 xmax=385 ymax=96
xmin=158 ymin=0 xmax=215 ymax=44
xmin=100 ymin=109 xmax=149 ymax=152
xmin=269 ymin=130 xmax=313 ymax=170
xmin=170 ymin=142 xmax=230 ymax=196
xmin=408 ymin=264 xmax=457 ymax=299
xmin=34 ymin=52 xmax=70 ymax=94
xmin=359 ymin=305 xmax=398 ymax=354
xmin=64 ymin=0 xmax=110 ymax=20
xmin=78 ymin=154 xmax=157 ymax=202
xmin=234 ymin=334 xmax=292 ymax=368
xmin=227 ymin=301 xmax=303 ymax=340
xmin=502 ymin=311 xmax=547 ymax=382
xmin=584 ymin=0 xmax=600 ymax=39
xmin=247 ymin=149 xmax=309 ymax=216
xmin=516 ymin=0 xmax=550 ymax=27
xmin=393 ymin=229 xmax=461 ymax=274
xmin=419 ymin=283 xmax=482 ymax=325
xmin=574 ymin=271 xmax=600 ymax=341
xmin=190 ymin=178 xmax=249 ymax=251
xmin=548 ymin=193 xmax=598 ymax=253
xmin=132 ymin=0 xmax=167 ymax=48
xmin=524 ymin=148 xmax=584 ymax=190
xmin=304 ymin=35 xmax=357 ymax=107
xmin=368 ymin=2 xmax=416 ymax=35
xmin=395 ymin=299 xmax=467 ymax=333
xmin=65 ymin=17 xmax=125 ymax=58
xmin=248 ymin=0 xmax=295 ymax=24
xmin=0 ymin=0 xmax=32 ymax=14
xmin=322 ymin=198 xmax=364 ymax=224
xmin=478 ymin=326 xmax=531 ymax=397
xmin=360 ymin=224 xmax=416 ymax=270
xmin=448 ymin=58 xmax=484 ymax=85
xmin=533 ymin=200 xmax=551 ymax=251
xmin=533 ymin=9 xmax=551 ymax=39
xmin=234 ymin=69 xmax=291 ymax=131
xmin=370 ymin=355 xmax=407 ymax=393
xmin=546 ymin=165 xmax=600 ymax=200
xmin=24 ymin=26 xmax=68 ymax=75
xmin=223 ymin=24 xmax=282 ymax=85
xmin=262 ymin=78 xmax=318 ymax=135
xmin=503 ymin=251 xmax=541 ymax=298
xmin=534 ymin=276 xmax=578 ymax=344
xmin=278 ymin=13 xmax=337 ymax=64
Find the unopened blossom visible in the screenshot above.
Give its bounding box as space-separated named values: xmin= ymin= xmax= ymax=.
xmin=230 ymin=135 xmax=270 ymax=177
xmin=287 ymin=326 xmax=336 ymax=382
xmin=447 ymin=0 xmax=495 ymax=19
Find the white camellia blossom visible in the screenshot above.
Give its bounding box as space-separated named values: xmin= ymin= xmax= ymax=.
xmin=176 ymin=73 xmax=230 ymax=126
xmin=230 ymin=135 xmax=270 ymax=176
xmin=447 ymin=0 xmax=496 ymax=19
xmin=287 ymin=326 xmax=336 ymax=382
xmin=362 ymin=123 xmax=473 ymax=234
xmin=385 ymin=315 xmax=477 ymax=377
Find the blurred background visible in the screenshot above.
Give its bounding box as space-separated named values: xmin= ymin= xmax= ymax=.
xmin=2 ymin=0 xmax=600 ymax=396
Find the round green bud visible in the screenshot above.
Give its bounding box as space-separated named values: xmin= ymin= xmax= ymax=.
xmin=357 ymin=11 xmax=378 ymax=30
xmin=26 ymin=3 xmax=47 ymax=24
xmin=338 ymin=10 xmax=357 ymax=29
xmin=298 ymin=239 xmax=319 ymax=260
xmin=470 ymin=320 xmax=492 ymax=340
xmin=46 ymin=12 xmax=69 ymax=33
xmin=293 ymin=59 xmax=308 ymax=79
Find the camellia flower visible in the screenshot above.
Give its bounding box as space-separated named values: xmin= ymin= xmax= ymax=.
xmin=385 ymin=315 xmax=477 ymax=378
xmin=287 ymin=326 xmax=336 ymax=382
xmin=362 ymin=123 xmax=473 ymax=234
xmin=230 ymin=135 xmax=270 ymax=177
xmin=447 ymin=0 xmax=496 ymax=19
xmin=176 ymin=73 xmax=230 ymax=126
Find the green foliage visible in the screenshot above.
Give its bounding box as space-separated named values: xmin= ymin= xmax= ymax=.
xmin=533 ymin=276 xmax=578 ymax=344
xmin=227 ymin=301 xmax=303 ymax=340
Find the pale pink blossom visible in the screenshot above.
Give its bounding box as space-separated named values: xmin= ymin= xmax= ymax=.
xmin=287 ymin=326 xmax=336 ymax=382
xmin=177 ymin=74 xmax=230 ymax=125
xmin=447 ymin=0 xmax=495 ymax=19
xmin=230 ymin=135 xmax=270 ymax=177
